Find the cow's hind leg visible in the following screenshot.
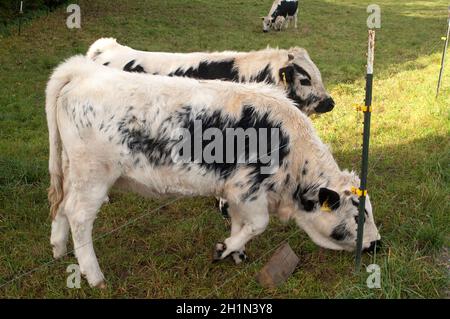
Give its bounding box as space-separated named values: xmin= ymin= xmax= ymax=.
xmin=50 ymin=153 xmax=71 ymax=259
xmin=51 ymin=213 xmax=70 ymax=259
xmin=64 ymin=160 xmax=118 ymax=288
xmin=213 ymin=195 xmax=269 ymax=261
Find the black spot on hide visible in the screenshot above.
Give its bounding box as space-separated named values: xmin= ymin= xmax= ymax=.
xmin=220 ymin=201 xmax=229 ymax=218
xmin=284 ymin=174 xmax=291 ymax=185
xmin=117 ymin=105 xmax=290 ymax=200
xmin=331 ymin=223 xmax=351 ymax=241
xmin=292 ymin=64 xmax=311 ymax=80
xmin=123 ymin=60 xmax=147 ymax=73
xmin=272 ymin=0 xmax=298 ymax=19
xmin=293 ymin=184 xmax=319 ymax=212
xmin=249 ymin=64 xmax=274 ymax=83
xmin=180 ymin=105 xmax=290 ymax=198
xmin=169 ymin=60 xmax=238 ymax=81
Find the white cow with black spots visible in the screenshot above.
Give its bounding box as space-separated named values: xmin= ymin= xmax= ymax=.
xmin=46 ymin=56 xmax=380 ymax=288
xmin=262 ymin=0 xmax=299 ymax=32
xmin=87 ymin=38 xmax=335 ymax=116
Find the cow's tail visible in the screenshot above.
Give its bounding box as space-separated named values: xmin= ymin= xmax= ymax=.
xmin=86 ymin=37 xmax=119 ymax=60
xmin=46 ymin=68 xmax=68 ymax=219
xmin=46 ymin=55 xmax=90 ymax=219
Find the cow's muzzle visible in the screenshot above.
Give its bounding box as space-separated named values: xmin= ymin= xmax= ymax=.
xmin=363 ymin=239 xmax=381 ymax=253
xmin=315 ymin=97 xmax=335 ymax=113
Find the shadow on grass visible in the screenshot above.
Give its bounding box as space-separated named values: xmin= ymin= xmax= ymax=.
xmin=335 ymin=134 xmax=449 ymax=253
xmin=0 ymin=134 xmax=448 ymax=298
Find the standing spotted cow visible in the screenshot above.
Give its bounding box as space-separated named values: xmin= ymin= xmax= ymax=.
xmin=46 ymin=56 xmax=380 ymax=287
xmin=262 ymin=0 xmax=299 ymax=32
xmin=87 ymin=38 xmax=335 ymax=116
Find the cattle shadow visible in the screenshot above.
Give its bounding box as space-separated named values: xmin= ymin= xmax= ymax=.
xmin=331 ymin=134 xmax=448 ymax=239
xmin=100 ymin=134 xmax=448 ymax=298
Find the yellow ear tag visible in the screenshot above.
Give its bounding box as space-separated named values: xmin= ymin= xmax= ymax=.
xmin=321 ymin=200 xmax=332 ymax=212
xmin=351 ymin=186 xmax=368 ymax=197
xmin=282 ymin=72 xmax=287 ymax=88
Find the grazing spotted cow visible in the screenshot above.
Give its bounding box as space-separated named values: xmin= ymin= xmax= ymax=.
xmin=46 ymin=56 xmax=379 ymax=288
xmin=86 ymin=38 xmax=335 ymax=116
xmin=262 ymin=0 xmax=299 ymax=32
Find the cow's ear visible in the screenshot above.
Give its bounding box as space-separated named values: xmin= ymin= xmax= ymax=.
xmin=319 ymin=188 xmax=340 ymax=210
xmin=279 ymin=65 xmax=295 ymax=83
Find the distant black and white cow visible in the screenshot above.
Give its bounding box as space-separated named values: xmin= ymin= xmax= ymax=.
xmin=262 ymin=0 xmax=299 ymax=32
xmin=86 ymin=38 xmax=335 ymax=116
xmin=46 ymin=56 xmax=379 ymax=288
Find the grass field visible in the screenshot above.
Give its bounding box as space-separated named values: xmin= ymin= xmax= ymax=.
xmin=0 ymin=0 xmax=449 ymax=298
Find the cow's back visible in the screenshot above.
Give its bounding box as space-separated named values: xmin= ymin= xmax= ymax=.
xmin=52 ymin=57 xmax=313 ymax=198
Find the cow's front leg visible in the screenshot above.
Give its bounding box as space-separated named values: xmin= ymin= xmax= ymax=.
xmin=218 ymin=198 xmax=230 ymax=219
xmin=227 ymin=211 xmax=247 ymax=264
xmin=213 ymin=196 xmax=269 ymax=261
xmin=285 ymin=17 xmax=290 ymax=29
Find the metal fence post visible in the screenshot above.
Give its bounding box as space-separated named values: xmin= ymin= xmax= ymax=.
xmin=18 ymin=1 xmax=24 ymax=36
xmin=436 ymin=6 xmax=450 ymax=97
xmin=355 ymin=30 xmax=375 ymax=272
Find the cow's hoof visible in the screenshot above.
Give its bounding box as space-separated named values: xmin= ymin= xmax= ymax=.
xmin=232 ymin=251 xmax=247 ymax=265
xmin=52 ymin=244 xmax=67 ymax=260
xmin=212 ymin=242 xmax=227 ymax=262
xmin=93 ymin=280 xmax=107 ymax=289
xmin=86 ymin=272 xmax=106 ymax=289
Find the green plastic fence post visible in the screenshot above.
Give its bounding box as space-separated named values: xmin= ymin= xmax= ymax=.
xmin=436 ymin=6 xmax=450 ymax=97
xmin=355 ymin=30 xmax=375 ymax=272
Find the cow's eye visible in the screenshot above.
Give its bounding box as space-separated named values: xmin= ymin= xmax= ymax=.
xmin=300 ymin=79 xmax=311 ymax=86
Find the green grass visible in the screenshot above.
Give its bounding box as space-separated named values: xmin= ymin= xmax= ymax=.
xmin=0 ymin=0 xmax=449 ymax=298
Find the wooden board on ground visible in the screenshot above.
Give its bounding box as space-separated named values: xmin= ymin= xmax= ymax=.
xmin=256 ymin=242 xmax=299 ymax=288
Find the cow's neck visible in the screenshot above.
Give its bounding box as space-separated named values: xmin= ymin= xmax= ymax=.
xmin=243 ymin=51 xmax=287 ymax=85
xmin=297 ymin=143 xmax=344 ymax=194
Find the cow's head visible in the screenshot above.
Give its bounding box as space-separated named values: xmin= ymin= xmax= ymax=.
xmin=280 ymin=173 xmax=381 ymax=252
xmin=278 ymin=48 xmax=335 ymax=115
xmin=262 ymin=16 xmax=273 ymax=32
xmin=273 ymin=16 xmax=286 ymax=31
